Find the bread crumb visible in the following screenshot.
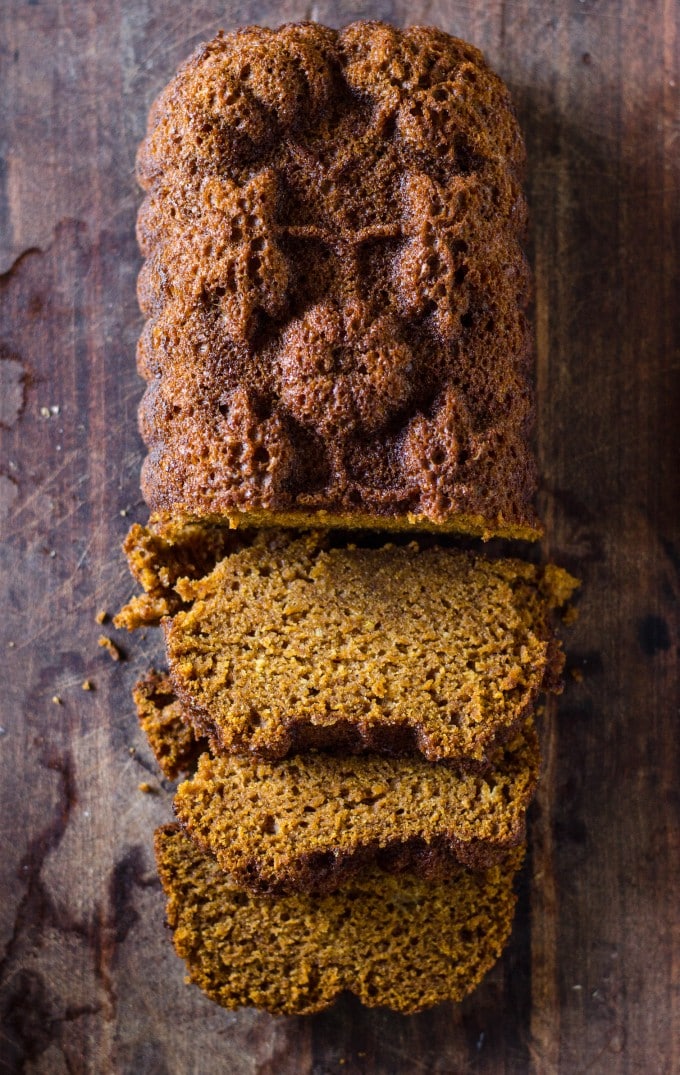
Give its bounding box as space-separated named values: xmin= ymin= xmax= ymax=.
xmin=120 ymin=508 xmax=128 ymax=517
xmin=129 ymin=746 xmax=136 ymax=756
xmin=98 ymin=635 xmax=123 ymax=661
xmin=52 ymin=695 xmax=62 ymax=705
xmin=8 ymin=641 xmax=15 ymax=648
xmin=138 ymin=781 xmax=156 ymax=794
xmin=82 ymin=679 xmax=94 ymax=691
xmin=40 ymin=406 xmax=51 ymax=418
xmin=570 ymin=667 xmax=584 ymax=683
xmin=95 ymin=609 xmax=108 ymax=625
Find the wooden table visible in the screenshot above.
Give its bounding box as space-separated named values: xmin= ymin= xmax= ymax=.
xmin=0 ymin=2 xmax=677 ymax=1072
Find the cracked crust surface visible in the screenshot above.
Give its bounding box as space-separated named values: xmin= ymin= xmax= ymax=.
xmin=137 ymin=21 xmax=539 ymax=539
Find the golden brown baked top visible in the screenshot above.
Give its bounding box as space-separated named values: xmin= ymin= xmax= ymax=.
xmin=136 ymin=21 xmax=539 ymax=539
xmin=174 ymin=720 xmax=538 ymax=894
xmin=155 ymin=824 xmax=523 ymax=1014
xmin=164 ymin=532 xmax=576 ymax=762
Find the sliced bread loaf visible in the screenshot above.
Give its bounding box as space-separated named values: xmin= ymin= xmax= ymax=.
xmin=174 ymin=720 xmax=539 ymax=894
xmin=155 ymin=824 xmax=523 ymax=1015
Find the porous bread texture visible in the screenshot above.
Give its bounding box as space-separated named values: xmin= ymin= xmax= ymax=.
xmin=155 ymin=824 xmax=523 ymax=1014
xmin=136 ymin=21 xmax=540 ymax=540
xmin=133 ymin=671 xmax=204 ymax=779
xmin=114 ymin=521 xmax=247 ymax=629
xmin=165 ymin=532 xmax=577 ymax=763
xmin=174 ymin=720 xmax=538 ymax=895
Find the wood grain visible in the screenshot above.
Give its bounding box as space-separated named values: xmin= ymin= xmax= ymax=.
xmin=0 ymin=2 xmax=678 ymax=1072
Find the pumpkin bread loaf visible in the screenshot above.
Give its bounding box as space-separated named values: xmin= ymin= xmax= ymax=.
xmin=164 ymin=532 xmax=577 ymax=763
xmin=137 ymin=21 xmax=539 ymax=540
xmin=131 ymin=671 xmax=539 ymax=891
xmin=174 ymin=719 xmax=538 ymax=894
xmin=122 ymin=18 xmax=576 ymax=1019
xmin=155 ymin=824 xmax=524 ymax=1014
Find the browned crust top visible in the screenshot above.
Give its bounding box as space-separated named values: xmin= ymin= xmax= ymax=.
xmin=136 ymin=21 xmax=539 ymax=536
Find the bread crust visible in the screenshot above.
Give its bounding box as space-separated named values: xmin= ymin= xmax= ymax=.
xmin=136 ymin=22 xmax=540 ymax=539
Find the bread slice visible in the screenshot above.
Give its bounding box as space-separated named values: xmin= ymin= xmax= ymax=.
xmin=173 ymin=720 xmax=538 ymax=894
xmin=165 ymin=532 xmax=577 ymax=762
xmin=155 ymin=824 xmax=523 ymax=1014
xmin=133 ymin=671 xmax=205 ymax=780
xmin=115 ymin=521 xmax=246 ymax=630
xmin=136 ymin=21 xmax=539 ymax=541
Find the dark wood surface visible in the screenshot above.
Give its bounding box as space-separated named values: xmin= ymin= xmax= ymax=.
xmin=1 ymin=2 xmax=678 ymax=1072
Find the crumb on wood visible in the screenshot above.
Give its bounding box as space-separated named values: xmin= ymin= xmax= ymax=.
xmin=138 ymin=781 xmax=156 ymax=794
xmin=52 ymin=695 xmax=62 ymax=705
xmin=81 ymin=679 xmax=94 ymax=691
xmin=98 ymin=635 xmax=124 ymax=661
xmin=570 ymin=667 xmax=584 ymax=682
xmin=128 ymin=746 xmax=136 ymax=756
xmin=95 ymin=609 xmax=108 ymax=625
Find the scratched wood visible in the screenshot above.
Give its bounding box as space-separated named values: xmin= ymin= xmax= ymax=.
xmin=0 ymin=2 xmax=678 ymax=1072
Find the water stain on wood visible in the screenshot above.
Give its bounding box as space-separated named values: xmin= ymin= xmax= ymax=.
xmin=636 ymin=614 xmax=671 ymax=657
